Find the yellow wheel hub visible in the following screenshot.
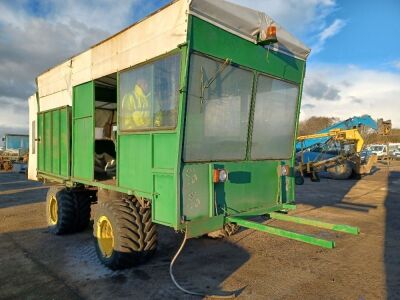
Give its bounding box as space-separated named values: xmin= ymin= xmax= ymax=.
xmin=97 ymin=216 xmax=114 ymax=258
xmin=48 ymin=196 xmax=58 ymax=225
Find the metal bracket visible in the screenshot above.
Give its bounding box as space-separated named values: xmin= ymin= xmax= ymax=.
xmin=227 ymin=216 xmax=335 ymax=249
xmin=268 ymin=212 xmax=360 ymax=235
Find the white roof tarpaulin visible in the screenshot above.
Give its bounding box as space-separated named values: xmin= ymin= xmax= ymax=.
xmin=188 ymin=0 xmax=311 ymax=60
xmin=37 ymin=0 xmax=310 ymax=111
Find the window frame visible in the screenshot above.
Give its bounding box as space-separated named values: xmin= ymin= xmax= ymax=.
xmin=249 ymin=72 xmax=300 ymax=161
xmin=182 ymin=52 xmax=256 ymax=162
xmin=117 ymin=52 xmax=182 ymax=133
xmin=182 ymin=51 xmax=301 ymax=163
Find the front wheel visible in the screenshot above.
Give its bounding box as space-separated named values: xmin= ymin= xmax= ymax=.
xmin=94 ymin=197 xmax=157 ymax=270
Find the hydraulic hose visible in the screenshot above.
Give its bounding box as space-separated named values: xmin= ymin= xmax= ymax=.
xmin=169 ymin=230 xmax=236 ymax=299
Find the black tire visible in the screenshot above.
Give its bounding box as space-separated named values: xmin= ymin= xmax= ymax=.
xmin=326 ymin=161 xmax=353 ymax=180
xmin=46 ymin=186 xmax=77 ymax=235
xmin=295 ymin=172 xmax=305 ymax=185
xmin=207 ymin=222 xmax=240 ymax=239
xmin=46 ymin=186 xmax=93 ymax=235
xmin=94 ymin=197 xmax=157 ymax=270
xmin=74 ymin=190 xmax=94 ymax=232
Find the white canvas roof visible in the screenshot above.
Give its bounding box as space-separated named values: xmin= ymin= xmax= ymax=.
xmin=37 ymin=0 xmax=309 ymax=111
xmin=188 ymin=0 xmax=311 ymax=60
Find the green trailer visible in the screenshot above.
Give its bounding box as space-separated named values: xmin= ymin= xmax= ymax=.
xmin=29 ymin=0 xmax=359 ymax=274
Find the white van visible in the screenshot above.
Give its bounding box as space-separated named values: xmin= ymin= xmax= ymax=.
xmin=369 ymin=144 xmax=388 ymax=159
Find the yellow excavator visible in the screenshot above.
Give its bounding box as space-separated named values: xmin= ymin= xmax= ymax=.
xmin=296 ymin=128 xmax=377 ymax=184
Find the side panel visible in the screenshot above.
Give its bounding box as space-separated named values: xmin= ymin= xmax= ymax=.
xmin=72 ymin=81 xmax=94 ymax=181
xmin=37 ymin=106 xmax=71 ymax=178
xmin=28 ymin=94 xmax=38 ymax=181
xmin=182 ymin=161 xmax=282 ymax=221
xmin=118 ymin=134 xmax=152 ymax=194
xmin=118 ymin=132 xmax=179 ymax=227
xmin=44 ymin=112 xmax=52 ymax=172
xmin=37 ymin=114 xmax=44 ymax=172
xmin=190 ymin=16 xmax=305 ymax=84
xmin=117 ymin=50 xmax=187 ymax=229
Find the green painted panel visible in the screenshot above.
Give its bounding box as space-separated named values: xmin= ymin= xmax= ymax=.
xmin=73 ymin=81 xmax=94 ymax=181
xmin=44 ymin=112 xmax=52 ymax=172
xmin=215 ymin=161 xmax=280 ymax=214
xmin=190 ymin=16 xmax=305 ymax=84
xmin=37 ymin=107 xmax=70 ymax=178
xmin=73 ymin=82 xmax=94 ymax=119
xmin=181 ymin=164 xmax=210 ymax=220
xmin=153 ymin=174 xmax=176 ymax=226
xmin=60 ymin=109 xmax=69 ymax=177
xmin=37 ymin=114 xmax=44 ymax=171
xmin=153 ymin=133 xmax=177 ymax=169
xmin=73 ymin=117 xmax=93 ymax=180
xmin=182 ymin=161 xmax=280 ymax=220
xmin=118 ymin=134 xmax=152 ymax=192
xmin=52 ymin=110 xmax=60 ymax=175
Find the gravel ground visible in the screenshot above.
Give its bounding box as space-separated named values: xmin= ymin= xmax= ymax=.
xmin=0 ymin=161 xmax=399 ymax=299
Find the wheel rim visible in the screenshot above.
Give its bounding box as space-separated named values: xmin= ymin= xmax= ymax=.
xmin=48 ymin=196 xmax=58 ymax=225
xmin=97 ymin=216 xmax=114 ymax=258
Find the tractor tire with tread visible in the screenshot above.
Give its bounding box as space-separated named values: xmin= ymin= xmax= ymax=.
xmin=94 ymin=196 xmax=157 ymax=270
xmin=46 ymin=186 xmax=93 ymax=235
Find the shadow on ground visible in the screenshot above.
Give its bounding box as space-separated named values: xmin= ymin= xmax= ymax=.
xmin=385 ymin=170 xmax=400 ymax=299
xmin=0 ymin=172 xmax=47 ymax=209
xmin=0 ymin=225 xmax=250 ymax=299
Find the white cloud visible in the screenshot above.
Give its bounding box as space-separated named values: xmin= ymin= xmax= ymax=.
xmin=0 ymin=0 xmax=145 ymax=131
xmin=301 ymin=64 xmax=400 ymax=127
xmin=392 ymin=60 xmax=400 ymax=69
xmin=312 ymin=19 xmax=346 ymax=53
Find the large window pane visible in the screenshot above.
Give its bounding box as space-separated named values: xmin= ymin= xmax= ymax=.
xmin=251 ymin=75 xmax=299 ymax=159
xmin=183 ymin=54 xmax=253 ymax=162
xmin=119 ymin=54 xmax=180 ymax=131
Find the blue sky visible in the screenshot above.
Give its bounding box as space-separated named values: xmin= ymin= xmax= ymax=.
xmin=307 ymin=0 xmax=400 ymax=72
xmin=0 ymin=0 xmax=399 ymax=135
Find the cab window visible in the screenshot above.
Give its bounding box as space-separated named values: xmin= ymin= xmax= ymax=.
xmin=119 ymin=54 xmax=180 ymax=131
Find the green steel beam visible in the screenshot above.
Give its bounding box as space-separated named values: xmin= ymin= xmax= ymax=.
xmin=282 ymin=203 xmax=296 ymax=210
xmin=227 ymin=216 xmax=335 ymax=249
xmin=268 ymin=212 xmax=360 ymax=235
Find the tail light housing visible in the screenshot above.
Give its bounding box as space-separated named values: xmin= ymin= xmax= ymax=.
xmin=281 ymin=165 xmax=290 ymax=176
xmin=213 ymin=169 xmax=228 ymax=183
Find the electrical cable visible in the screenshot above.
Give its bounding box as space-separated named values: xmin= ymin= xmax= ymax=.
xmin=169 ymin=230 xmax=236 ymax=299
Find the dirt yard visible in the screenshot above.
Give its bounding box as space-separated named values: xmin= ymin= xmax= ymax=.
xmin=0 ymin=162 xmax=399 ymax=299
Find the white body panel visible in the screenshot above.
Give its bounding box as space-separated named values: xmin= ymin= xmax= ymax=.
xmin=36 ymin=0 xmax=188 ymax=112
xmin=28 ymin=94 xmax=38 ymax=181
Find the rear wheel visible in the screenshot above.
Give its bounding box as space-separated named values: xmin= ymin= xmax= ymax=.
xmin=94 ymin=196 xmax=157 ymax=270
xmin=46 ymin=186 xmax=76 ymax=234
xmin=46 ymin=186 xmax=93 ymax=235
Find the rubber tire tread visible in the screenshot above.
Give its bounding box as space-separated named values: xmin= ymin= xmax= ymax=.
xmin=94 ymin=197 xmax=157 ymax=270
xmin=74 ymin=191 xmax=92 ymax=232
xmin=47 ymin=187 xmax=78 ymax=235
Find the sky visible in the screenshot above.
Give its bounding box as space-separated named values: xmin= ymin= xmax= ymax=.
xmin=0 ymin=0 xmax=399 ymax=139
